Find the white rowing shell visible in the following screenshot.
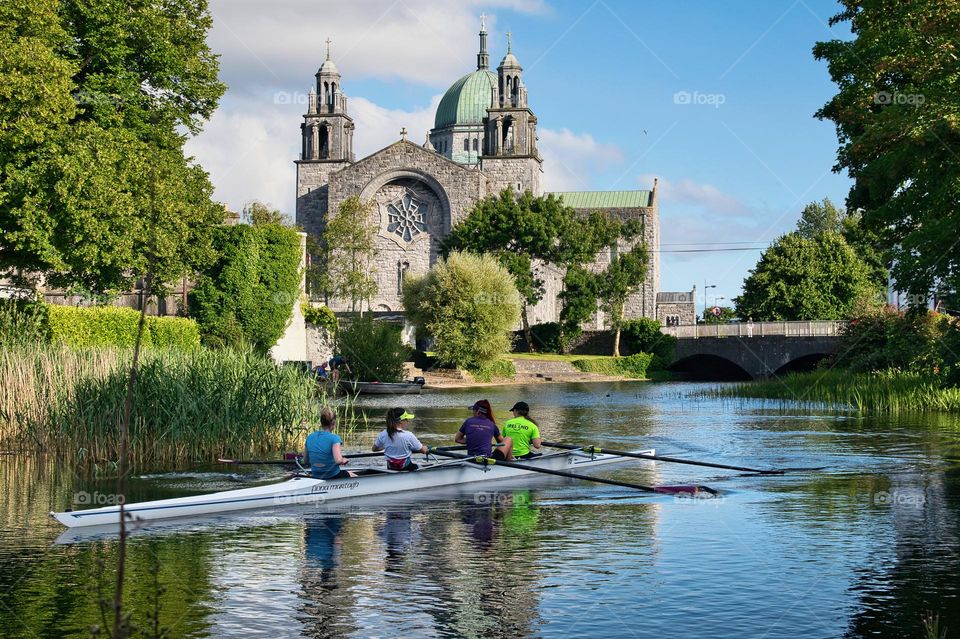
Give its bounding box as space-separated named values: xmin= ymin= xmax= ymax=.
xmin=51 ymin=449 xmax=654 ymax=528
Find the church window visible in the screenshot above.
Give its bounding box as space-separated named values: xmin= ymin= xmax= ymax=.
xmin=472 ymin=138 xmax=479 ymax=151
xmin=386 ymin=190 xmax=429 ymax=243
xmin=319 ymin=125 xmax=329 ymax=159
xmin=397 ymin=261 xmax=410 ymax=295
xmin=463 ymin=139 xmax=469 ymax=152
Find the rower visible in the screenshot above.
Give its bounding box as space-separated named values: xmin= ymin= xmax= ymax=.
xmin=455 ymin=400 xmax=512 ymax=460
xmin=303 ymin=408 xmax=357 ymax=479
xmin=372 ymin=408 xmax=428 ymax=471
xmin=502 ymin=401 xmax=542 ymax=460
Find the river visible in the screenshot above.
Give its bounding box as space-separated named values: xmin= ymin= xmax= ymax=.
xmin=1 ymin=381 xmax=958 ymax=638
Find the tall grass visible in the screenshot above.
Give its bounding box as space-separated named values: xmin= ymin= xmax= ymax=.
xmin=0 ymin=345 xmax=354 ymax=467
xmin=716 ymin=369 xmax=960 ymax=413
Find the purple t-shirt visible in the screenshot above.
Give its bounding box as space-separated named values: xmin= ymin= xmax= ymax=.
xmin=459 ymin=416 xmax=501 ymax=456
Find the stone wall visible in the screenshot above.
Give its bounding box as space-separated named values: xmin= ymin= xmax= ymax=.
xmin=480 ymin=156 xmax=542 ymax=197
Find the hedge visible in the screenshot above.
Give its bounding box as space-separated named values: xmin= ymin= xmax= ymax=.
xmin=47 ymin=305 xmax=199 ymax=349
xmin=572 ymin=353 xmax=653 ymax=379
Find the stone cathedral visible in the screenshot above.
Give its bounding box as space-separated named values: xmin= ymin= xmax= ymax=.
xmin=296 ymin=21 xmax=667 ymax=326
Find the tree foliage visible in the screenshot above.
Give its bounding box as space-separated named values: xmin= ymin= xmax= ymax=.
xmin=189 ymin=224 xmax=302 ymax=354
xmin=701 ymin=306 xmax=738 ymax=325
xmin=796 ymin=198 xmax=844 ymax=238
xmin=0 ymin=0 xmax=226 ymax=293
xmin=308 ymin=196 xmax=378 ymax=312
xmin=735 ymin=232 xmax=878 ymax=321
xmin=402 ymin=251 xmax=521 ymax=370
xmin=244 ymin=201 xmax=287 ymax=227
xmin=336 ymin=316 xmax=410 ymax=383
xmin=814 ymin=0 xmax=960 ymax=303
xmin=594 ymin=245 xmax=649 ymax=355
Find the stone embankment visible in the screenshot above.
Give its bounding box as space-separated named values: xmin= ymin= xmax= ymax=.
xmin=407 ymin=358 xmax=626 ymax=389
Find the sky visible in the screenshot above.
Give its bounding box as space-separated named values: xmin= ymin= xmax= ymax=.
xmin=184 ymin=0 xmax=855 ymax=316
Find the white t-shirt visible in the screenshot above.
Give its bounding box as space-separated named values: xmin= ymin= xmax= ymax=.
xmin=374 ymin=429 xmax=423 ymax=460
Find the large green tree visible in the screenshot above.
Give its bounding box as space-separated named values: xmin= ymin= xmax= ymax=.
xmin=814 ymin=0 xmax=960 ymax=303
xmin=189 ymin=223 xmax=302 ymax=354
xmin=0 ymin=0 xmax=226 ymax=294
xmin=594 ymin=245 xmax=649 ymax=356
xmin=735 ymin=232 xmax=878 ymax=321
xmin=797 ymin=198 xmax=888 ymax=290
xmin=402 ymin=251 xmax=521 ymax=370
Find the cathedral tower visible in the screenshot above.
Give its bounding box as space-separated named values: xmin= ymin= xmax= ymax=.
xmin=296 ymin=40 xmax=355 ymax=236
xmin=481 ymin=33 xmax=543 ymax=194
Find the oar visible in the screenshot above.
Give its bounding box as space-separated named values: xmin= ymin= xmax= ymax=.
xmin=218 ymin=445 xmax=469 ymax=466
xmin=428 ymin=448 xmax=717 ymax=496
xmin=542 ymin=441 xmax=787 ymax=475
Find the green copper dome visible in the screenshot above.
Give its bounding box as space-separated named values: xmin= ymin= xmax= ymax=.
xmin=434 ymin=69 xmax=496 ymax=129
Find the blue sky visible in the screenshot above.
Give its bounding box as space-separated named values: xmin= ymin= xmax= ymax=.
xmin=186 ymin=0 xmax=854 ymax=315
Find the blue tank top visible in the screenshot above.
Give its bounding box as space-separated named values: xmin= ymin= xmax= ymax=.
xmin=305 ymin=430 xmax=343 ymax=479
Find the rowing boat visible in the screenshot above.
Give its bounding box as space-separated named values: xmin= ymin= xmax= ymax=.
xmin=50 ymin=448 xmax=653 ymax=528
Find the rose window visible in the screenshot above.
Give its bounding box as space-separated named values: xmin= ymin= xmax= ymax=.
xmin=386 ymin=191 xmax=429 ymax=242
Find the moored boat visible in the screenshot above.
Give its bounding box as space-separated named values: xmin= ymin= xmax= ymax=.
xmin=50 ymin=448 xmax=653 ymax=528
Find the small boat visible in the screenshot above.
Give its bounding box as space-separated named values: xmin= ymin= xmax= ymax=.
xmin=340 ymin=378 xmax=425 ymax=395
xmin=50 ymin=448 xmax=653 ymax=528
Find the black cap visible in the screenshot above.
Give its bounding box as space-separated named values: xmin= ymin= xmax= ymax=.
xmin=509 ymin=401 xmax=529 ymax=412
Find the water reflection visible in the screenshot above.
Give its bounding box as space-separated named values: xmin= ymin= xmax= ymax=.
xmin=2 ymin=383 xmax=960 ymax=638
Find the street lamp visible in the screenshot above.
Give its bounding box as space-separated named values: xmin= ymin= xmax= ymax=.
xmin=704 ymin=282 xmax=716 ymax=320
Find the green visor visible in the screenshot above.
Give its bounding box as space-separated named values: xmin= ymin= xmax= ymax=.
xmin=399 ymin=411 xmax=416 ymax=420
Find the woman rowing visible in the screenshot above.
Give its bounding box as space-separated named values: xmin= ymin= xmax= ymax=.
xmin=502 ymin=401 xmax=542 ymax=460
xmin=372 ymin=408 xmax=428 ymax=471
xmin=303 ymin=408 xmax=357 ymax=479
xmin=455 ymin=400 xmax=512 ymax=460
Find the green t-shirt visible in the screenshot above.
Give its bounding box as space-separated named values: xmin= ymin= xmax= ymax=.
xmin=503 ymin=416 xmax=541 ymax=457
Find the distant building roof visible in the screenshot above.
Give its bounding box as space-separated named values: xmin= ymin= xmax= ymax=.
xmin=657 ymin=291 xmax=695 ymax=304
xmin=547 ymin=190 xmax=652 ymax=209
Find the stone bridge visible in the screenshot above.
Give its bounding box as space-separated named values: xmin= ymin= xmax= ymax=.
xmin=661 ymin=321 xmax=845 ymax=380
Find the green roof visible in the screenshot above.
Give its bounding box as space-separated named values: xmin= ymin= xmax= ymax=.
xmin=547 ymin=190 xmax=653 ymax=209
xmin=434 ymin=69 xmax=497 ymax=129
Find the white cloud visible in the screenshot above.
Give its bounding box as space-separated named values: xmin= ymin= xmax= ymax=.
xmin=539 ymin=128 xmax=625 ymax=191
xmin=350 ymin=95 xmax=442 ymax=158
xmin=207 ymin=0 xmax=545 ymax=92
xmin=640 ymin=174 xmax=751 ymax=218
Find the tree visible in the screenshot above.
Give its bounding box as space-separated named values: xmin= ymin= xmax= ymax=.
xmin=796 ymin=198 xmax=843 ymax=238
xmin=0 ymin=0 xmax=226 ymax=294
xmin=309 ymin=196 xmax=378 ymax=312
xmin=595 ymin=245 xmax=649 ymax=356
xmin=443 ymin=190 xmax=574 ymax=351
xmin=244 ymin=201 xmax=287 ymax=227
xmin=735 ymin=232 xmax=878 ymax=321
xmin=336 ymin=316 xmax=410 ymax=383
xmin=189 ymin=223 xmax=302 ymax=354
xmin=402 ymin=251 xmax=521 ymax=370
xmin=814 ymin=1 xmax=960 ymax=304
xmin=701 ymin=306 xmax=738 ymax=325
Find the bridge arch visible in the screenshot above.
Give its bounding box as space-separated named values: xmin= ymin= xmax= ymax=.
xmin=668 ymin=354 xmax=752 ymax=381
xmin=772 ymin=352 xmax=831 ymax=377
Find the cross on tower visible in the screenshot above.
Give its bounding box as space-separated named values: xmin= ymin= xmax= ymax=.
xmin=400 ymin=127 xmax=407 ymax=141
xmin=325 ymin=37 xmax=332 ymax=60
xmin=480 ymin=13 xmax=486 ymax=31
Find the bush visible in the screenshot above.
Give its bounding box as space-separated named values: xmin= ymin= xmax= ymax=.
xmin=620 ymin=318 xmax=676 ymax=367
xmin=572 ymin=353 xmax=653 ymax=379
xmin=189 ymin=223 xmax=302 ymax=354
xmin=303 ymin=304 xmax=337 ymax=333
xmin=44 ymin=305 xmax=200 ymax=349
xmin=468 ymin=358 xmax=516 ymax=382
xmin=528 ymin=322 xmax=576 ymax=354
xmin=337 ymin=316 xmax=410 ymax=383
xmin=403 ymin=252 xmax=521 ymax=369
xmin=0 ymin=298 xmax=49 ymax=347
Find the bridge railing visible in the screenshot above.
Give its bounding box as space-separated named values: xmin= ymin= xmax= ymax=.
xmin=661 ymin=320 xmax=847 ymax=339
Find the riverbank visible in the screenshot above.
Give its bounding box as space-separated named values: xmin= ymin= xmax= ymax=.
xmin=414 ymin=353 xmax=652 ymax=389
xmin=717 ymin=369 xmax=960 ymax=413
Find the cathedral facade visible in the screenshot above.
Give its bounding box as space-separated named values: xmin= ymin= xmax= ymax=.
xmin=296 ymin=22 xmax=661 ymax=326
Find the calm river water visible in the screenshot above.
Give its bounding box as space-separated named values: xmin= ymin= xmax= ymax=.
xmin=2 ymin=381 xmax=959 ymax=638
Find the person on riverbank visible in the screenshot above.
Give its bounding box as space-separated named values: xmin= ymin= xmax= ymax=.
xmin=303 ymin=408 xmax=356 ymax=479
xmin=455 ymin=400 xmax=512 ymax=460
xmin=502 ymin=401 xmax=542 ymax=460
xmin=373 ymin=408 xmax=428 ymax=471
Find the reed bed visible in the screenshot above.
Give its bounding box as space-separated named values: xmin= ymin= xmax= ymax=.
xmin=0 ymin=344 xmax=355 ymax=468
xmin=716 ymin=369 xmax=960 ymax=413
